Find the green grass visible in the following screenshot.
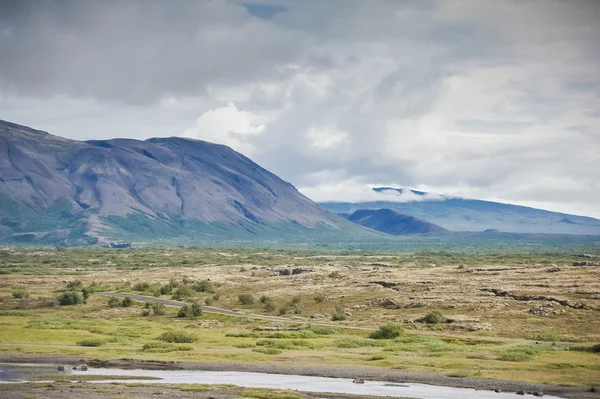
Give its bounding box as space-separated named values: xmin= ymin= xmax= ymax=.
xmin=498 ymin=344 xmax=555 ymax=362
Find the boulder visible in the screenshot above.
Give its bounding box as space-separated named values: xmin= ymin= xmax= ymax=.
xmin=73 ymin=363 xmax=88 ymax=371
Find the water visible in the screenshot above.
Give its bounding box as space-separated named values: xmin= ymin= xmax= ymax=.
xmin=0 ymin=363 xmax=563 ymax=399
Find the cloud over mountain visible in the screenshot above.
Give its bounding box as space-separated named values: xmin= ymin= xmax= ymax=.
xmin=1 ymin=0 xmax=599 ymax=217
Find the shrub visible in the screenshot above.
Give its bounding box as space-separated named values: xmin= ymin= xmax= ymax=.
xmin=11 ymin=287 xmax=29 ymax=299
xmin=260 ymin=295 xmax=270 ymax=303
xmin=421 ymin=310 xmax=447 ymax=324
xmin=66 ymin=280 xmax=83 ymax=290
xmin=212 ymin=294 xmax=220 ymax=301
xmin=121 ymin=296 xmax=134 ymax=307
xmin=264 ymin=300 xmax=276 ymax=312
xmin=591 ymin=344 xmax=600 ymax=353
xmin=369 ymin=323 xmax=404 ymax=339
xmin=177 ymin=301 xmax=202 ymax=318
xmin=133 ymin=282 xmax=151 ymax=292
xmin=193 ymin=280 xmax=213 ymax=293
xmin=151 ymin=302 xmax=166 ymax=315
xmin=77 ymin=338 xmax=104 ymax=347
xmin=314 ymin=293 xmax=326 ymax=303
xmin=238 ymin=294 xmax=254 ymax=305
xmin=172 ymin=285 xmax=193 ymax=301
xmin=160 ymin=284 xmax=174 ymax=295
xmin=204 ymin=297 xmax=214 ymax=306
xmin=107 ymin=297 xmax=121 ymax=307
xmin=158 ymin=330 xmax=197 ymax=343
xmin=178 ymin=304 xmax=192 ymax=318
xmin=331 ymin=306 xmax=346 ymax=321
xmin=190 ymin=301 xmax=202 ymax=317
xmin=58 ymin=291 xmax=83 ymax=306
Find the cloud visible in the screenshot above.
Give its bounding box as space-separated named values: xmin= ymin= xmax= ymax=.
xmin=1 ymin=0 xmax=599 ymax=217
xmin=183 ymin=102 xmax=266 ymax=155
xmin=299 ymin=181 xmax=446 ymax=203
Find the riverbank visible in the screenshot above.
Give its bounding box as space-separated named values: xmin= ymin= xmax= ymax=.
xmin=1 ymin=354 xmax=598 ymax=399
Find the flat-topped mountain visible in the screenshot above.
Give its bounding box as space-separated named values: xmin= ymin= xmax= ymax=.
xmin=0 ymin=120 xmax=373 ymax=245
xmin=346 ymin=209 xmax=447 ymax=235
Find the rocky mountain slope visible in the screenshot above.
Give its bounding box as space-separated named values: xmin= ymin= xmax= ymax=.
xmin=320 ymin=187 xmax=600 ymax=235
xmin=0 ymin=120 xmax=374 ymax=245
xmin=346 ymin=209 xmax=447 ymax=235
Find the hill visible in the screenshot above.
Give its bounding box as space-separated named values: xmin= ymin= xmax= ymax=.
xmin=0 ymin=120 xmax=376 ymax=245
xmin=346 ymin=209 xmax=447 ymax=235
xmin=320 ymin=187 xmax=600 ymax=235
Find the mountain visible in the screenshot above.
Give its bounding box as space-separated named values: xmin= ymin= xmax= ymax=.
xmin=346 ymin=209 xmax=447 ymax=235
xmin=320 ymin=187 xmax=600 ymax=235
xmin=0 ymin=120 xmax=377 ymax=245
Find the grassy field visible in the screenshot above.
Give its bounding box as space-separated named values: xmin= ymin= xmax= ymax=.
xmin=0 ymin=247 xmax=599 ymax=386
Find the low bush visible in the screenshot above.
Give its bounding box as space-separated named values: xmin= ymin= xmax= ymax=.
xmin=331 ymin=306 xmax=346 ymax=321
xmin=177 ymin=301 xmax=202 ymax=318
xmin=0 ymin=310 xmax=30 ymax=317
xmin=172 ymin=285 xmax=194 ymax=301
xmin=58 ymin=291 xmax=83 ymax=306
xmin=193 ymin=280 xmax=213 ymax=293
xmin=334 ymin=338 xmax=387 ymax=349
xmin=158 ymin=330 xmax=198 ymax=343
xmin=107 ymin=297 xmax=121 ymax=308
xmin=528 ymin=333 xmax=570 ymax=342
xmin=591 ymin=343 xmax=600 ymax=353
xmin=144 ymin=302 xmax=166 ymax=315
xmin=238 ymin=294 xmax=254 ymax=305
xmin=421 ymin=310 xmax=447 ymax=324
xmin=66 ymin=280 xmax=83 ymax=290
xmin=369 ymin=323 xmax=404 ymax=339
xmin=77 ymin=338 xmax=104 ymax=347
xmin=11 ymin=287 xmax=29 ymax=299
xmin=142 ymin=341 xmax=193 ymax=353
xmin=252 ymin=347 xmax=282 ymax=355
xmin=313 ymin=293 xmax=326 ymax=303
xmin=133 ymin=282 xmax=151 ymax=292
xmin=121 ymin=297 xmax=134 ymax=307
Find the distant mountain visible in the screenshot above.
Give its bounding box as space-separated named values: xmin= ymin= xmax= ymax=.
xmin=320 ymin=187 xmax=600 ymax=235
xmin=0 ymin=120 xmax=377 ymax=245
xmin=346 ymin=209 xmax=447 ymax=235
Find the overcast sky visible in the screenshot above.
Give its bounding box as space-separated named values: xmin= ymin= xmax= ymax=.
xmin=1 ymin=0 xmax=599 ymax=217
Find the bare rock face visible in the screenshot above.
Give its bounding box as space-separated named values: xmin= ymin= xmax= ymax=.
xmin=0 ymin=120 xmax=372 ymax=245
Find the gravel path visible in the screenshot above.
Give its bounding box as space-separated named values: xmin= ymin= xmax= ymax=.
xmin=102 ymin=292 xmax=371 ymax=330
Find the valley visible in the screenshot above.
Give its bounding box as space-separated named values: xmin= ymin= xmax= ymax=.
xmin=0 ymin=248 xmax=599 ymax=398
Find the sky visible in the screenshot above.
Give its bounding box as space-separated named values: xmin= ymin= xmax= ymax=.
xmin=1 ymin=0 xmax=599 ymax=217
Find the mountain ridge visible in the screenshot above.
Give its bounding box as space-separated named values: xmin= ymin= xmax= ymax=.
xmin=319 ymin=187 xmax=600 ymax=235
xmin=0 ymin=119 xmax=377 ymax=245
